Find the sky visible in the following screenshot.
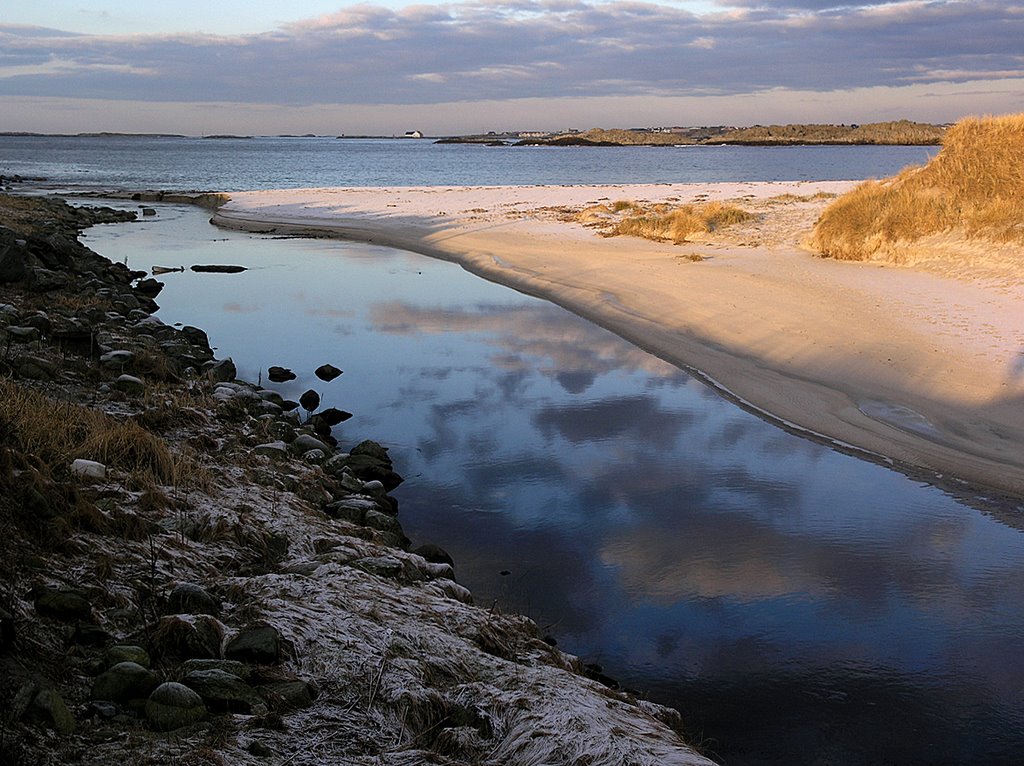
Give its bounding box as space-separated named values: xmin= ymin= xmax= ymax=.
xmin=1 ymin=0 xmax=1022 ymax=135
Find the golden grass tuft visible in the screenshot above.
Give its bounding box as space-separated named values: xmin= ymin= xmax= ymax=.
xmin=810 ymin=113 xmax=1024 ymax=261
xmin=0 ymin=377 xmax=176 ymax=482
xmin=595 ymin=200 xmax=755 ymax=244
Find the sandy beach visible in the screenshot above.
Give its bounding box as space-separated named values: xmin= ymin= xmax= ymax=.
xmin=213 ymin=182 xmax=1024 ymax=498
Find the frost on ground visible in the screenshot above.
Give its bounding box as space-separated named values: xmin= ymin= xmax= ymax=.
xmin=0 ymin=193 xmax=715 ymax=766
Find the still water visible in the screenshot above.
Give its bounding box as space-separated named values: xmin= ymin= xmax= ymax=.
xmin=82 ymin=202 xmax=1024 ymax=766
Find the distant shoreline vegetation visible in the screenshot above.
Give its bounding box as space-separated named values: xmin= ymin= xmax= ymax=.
xmin=438 ymin=121 xmax=946 ymax=147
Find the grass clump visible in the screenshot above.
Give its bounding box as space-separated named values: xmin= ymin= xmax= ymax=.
xmin=0 ymin=377 xmax=176 ymax=482
xmin=596 ymin=200 xmax=755 ymax=244
xmin=810 ymin=113 xmax=1024 ymax=261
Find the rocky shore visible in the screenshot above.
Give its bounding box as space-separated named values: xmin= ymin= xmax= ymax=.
xmin=0 ymin=193 xmax=714 ymax=765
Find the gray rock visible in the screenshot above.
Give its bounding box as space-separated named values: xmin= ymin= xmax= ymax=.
xmin=34 ymin=588 xmax=92 ymax=622
xmin=112 ymin=374 xmax=145 ymax=395
xmin=314 ymin=363 xmax=343 ymax=382
xmin=182 ymin=669 xmax=265 ymax=714
xmin=225 ymin=624 xmax=282 ymax=664
xmin=291 ymin=433 xmax=330 ymax=455
xmin=248 ymin=740 xmax=276 ymax=757
xmin=266 ymin=366 xmax=296 ymax=383
xmin=105 ymin=645 xmax=151 ymax=669
xmin=206 ymin=357 xmax=236 ymax=383
xmin=0 ymin=234 xmax=28 ymax=282
xmin=70 ymin=459 xmax=106 ymax=480
xmin=91 ymin=661 xmax=160 ymax=702
xmin=351 ymin=439 xmax=391 ymax=463
xmin=149 ymin=614 xmax=225 ymax=661
xmin=145 ymin=682 xmax=206 ymax=731
xmin=13 ymin=355 xmax=56 ymax=380
xmin=302 ymin=448 xmax=327 ymax=464
xmin=364 ymin=509 xmax=403 ymax=536
xmin=323 ymin=495 xmax=377 ymax=524
xmin=257 ymin=679 xmax=317 ymax=710
xmin=28 ymin=268 xmax=69 ymax=292
xmin=167 ymin=583 xmax=220 ymax=616
xmin=352 ymin=556 xmax=405 ymax=579
xmin=179 ymin=658 xmax=252 ymax=681
xmin=411 ymin=543 xmax=455 ymax=568
xmin=29 ymin=689 xmax=75 ymax=735
xmin=4 ymin=325 xmax=40 ymax=342
xmin=99 ymin=350 xmax=134 ymax=369
xmin=253 ymin=441 xmax=289 ymax=459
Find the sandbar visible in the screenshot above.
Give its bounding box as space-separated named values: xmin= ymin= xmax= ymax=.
xmin=213 ymin=182 xmax=1024 ymax=499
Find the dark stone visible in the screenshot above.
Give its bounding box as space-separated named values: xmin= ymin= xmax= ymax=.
xmin=28 ymin=268 xmax=69 ymax=292
xmin=257 ymin=679 xmax=317 ymax=709
xmin=350 ymin=439 xmax=391 ymax=463
xmin=105 ymin=645 xmax=151 ymax=668
xmin=205 ymin=357 xmax=237 ymax=383
xmin=225 ymin=624 xmax=282 ymax=665
xmin=248 ymin=740 xmax=276 ymax=757
xmin=317 ymin=408 xmax=353 ymax=427
xmin=145 ymin=682 xmax=206 ymax=731
xmin=134 ymin=278 xmax=164 ymax=297
xmin=166 ymin=583 xmax=221 ymax=616
xmin=178 ymin=325 xmax=210 ymax=348
xmin=267 ymin=366 xmax=296 ymax=383
xmin=190 ymin=264 xmax=247 ymax=273
xmin=412 ymin=543 xmax=455 ymax=568
xmin=179 ymin=659 xmax=252 ymax=680
xmin=314 ymin=363 xmax=343 ymax=382
xmin=28 ymin=688 xmax=76 ymax=735
xmin=0 ymin=230 xmax=28 ymax=282
xmin=72 ymin=622 xmax=111 ymax=646
xmin=34 ymin=587 xmax=93 ymax=622
xmin=91 ymin=661 xmax=160 ymax=702
xmin=182 ymin=668 xmax=263 ymax=713
xmin=149 ymin=614 xmax=225 ymax=661
xmin=299 ymin=389 xmax=320 ymax=413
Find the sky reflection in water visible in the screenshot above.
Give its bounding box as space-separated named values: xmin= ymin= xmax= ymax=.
xmin=84 ymin=203 xmax=1024 ymax=765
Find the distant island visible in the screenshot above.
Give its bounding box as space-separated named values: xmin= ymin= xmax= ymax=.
xmin=437 ymin=120 xmax=946 ymax=147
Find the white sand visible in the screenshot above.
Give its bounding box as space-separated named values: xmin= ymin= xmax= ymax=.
xmin=213 ymin=182 xmax=1024 ymax=497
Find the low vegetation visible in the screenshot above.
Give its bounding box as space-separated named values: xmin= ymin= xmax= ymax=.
xmin=712 ymin=120 xmax=943 ymax=146
xmin=578 ymin=200 xmax=755 ymax=244
xmin=810 ymin=113 xmax=1024 ymax=262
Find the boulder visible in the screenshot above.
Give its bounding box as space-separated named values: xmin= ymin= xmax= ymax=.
xmin=28 ymin=689 xmax=75 ymax=735
xmin=149 ymin=614 xmax=225 ymax=661
xmin=70 ymin=459 xmax=107 ymax=480
xmin=299 ymin=389 xmax=321 ymax=413
xmin=166 ymin=583 xmax=220 ymax=617
xmin=28 ymin=268 xmax=69 ymax=292
xmin=0 ymin=232 xmax=28 ymax=282
xmin=145 ymin=682 xmax=206 ymax=731
xmin=112 ymin=374 xmax=145 ymax=395
xmin=4 ymin=325 xmax=40 ymax=342
xmin=91 ymin=661 xmax=160 ymax=702
xmin=105 ymin=644 xmax=151 ymax=669
xmin=291 ymin=434 xmax=330 ymax=455
xmin=412 ymin=543 xmax=455 ymax=568
xmin=257 ymin=679 xmax=318 ymax=710
xmin=99 ymin=350 xmax=134 ymax=369
xmin=253 ymin=441 xmax=289 ymax=459
xmin=182 ymin=668 xmax=265 ymax=713
xmin=205 ymin=357 xmax=236 ymax=383
xmin=314 ymin=363 xmax=343 ymax=382
xmin=267 ymin=366 xmax=296 ymax=383
xmin=135 ymin=277 xmax=164 ymax=297
xmin=225 ymin=624 xmax=282 ymax=665
xmin=190 ymin=264 xmax=246 ymax=273
xmin=179 ymin=658 xmax=252 ymax=681
xmin=13 ymin=355 xmax=56 ymax=380
xmin=34 ymin=587 xmax=92 ymax=622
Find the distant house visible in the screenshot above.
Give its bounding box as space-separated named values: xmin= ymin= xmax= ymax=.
xmin=402 ymin=130 xmax=424 ymax=139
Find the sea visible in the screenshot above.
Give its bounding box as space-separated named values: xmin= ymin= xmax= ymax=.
xmin=6 ymin=135 xmax=1024 ymax=766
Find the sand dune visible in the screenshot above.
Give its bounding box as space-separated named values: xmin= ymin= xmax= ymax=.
xmin=213 ymin=182 xmax=1024 ymax=498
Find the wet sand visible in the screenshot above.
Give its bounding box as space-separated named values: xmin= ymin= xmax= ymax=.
xmin=212 ymin=182 xmax=1024 ymax=497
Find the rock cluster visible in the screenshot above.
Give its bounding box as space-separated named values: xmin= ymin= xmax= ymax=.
xmin=0 ymin=193 xmax=714 ymax=766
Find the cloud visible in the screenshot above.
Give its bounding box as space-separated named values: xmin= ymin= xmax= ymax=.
xmin=0 ymin=1 xmax=1020 ymax=111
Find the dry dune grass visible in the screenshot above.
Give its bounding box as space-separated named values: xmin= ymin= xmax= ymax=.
xmin=0 ymin=378 xmax=176 ymax=482
xmin=580 ymin=200 xmax=755 ymax=244
xmin=810 ymin=113 xmax=1024 ymax=262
